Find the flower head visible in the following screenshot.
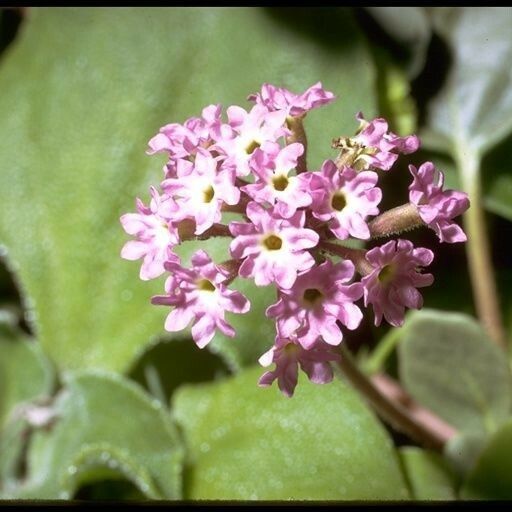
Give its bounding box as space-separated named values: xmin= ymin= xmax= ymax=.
xmin=310 ymin=160 xmax=381 ymax=240
xmin=258 ymin=335 xmax=341 ymax=397
xmin=409 ymin=162 xmax=470 ymax=243
xmin=229 ymin=202 xmax=319 ymax=289
xmin=267 ymin=260 xmax=363 ymax=348
xmin=151 ymin=250 xmax=250 ymax=348
xmin=120 ymin=187 xmax=180 ymax=280
xmin=362 ymin=239 xmax=434 ymax=327
xmin=248 ymin=81 xmax=335 ymax=118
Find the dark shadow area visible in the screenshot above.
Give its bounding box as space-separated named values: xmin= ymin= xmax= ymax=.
xmin=0 ymin=8 xmax=23 ymax=57
xmin=74 ymin=478 xmax=146 ymax=501
xmin=0 ymin=256 xmax=32 ymax=335
xmin=410 ymin=32 xmax=452 ymax=128
xmin=129 ymin=337 xmax=230 ymax=405
xmin=263 ymin=7 xmax=366 ymax=55
xmin=353 ymin=7 xmax=411 ymax=68
xmin=355 ymin=7 xmax=452 ymax=129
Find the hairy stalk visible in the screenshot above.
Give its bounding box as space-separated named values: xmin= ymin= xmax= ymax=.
xmin=368 ymin=203 xmax=424 ymax=239
xmin=199 ymin=223 xmax=232 ymax=240
xmin=286 ymin=115 xmax=308 ymax=173
xmin=458 ymin=152 xmax=506 ymax=348
xmin=336 ymin=346 xmax=457 ymax=451
xmin=320 ymin=241 xmax=372 ymax=276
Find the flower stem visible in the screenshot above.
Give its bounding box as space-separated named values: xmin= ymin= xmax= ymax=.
xmin=368 ymin=203 xmax=424 ymax=239
xmin=336 ymin=345 xmax=457 ymax=451
xmin=286 ymin=115 xmax=308 ymax=173
xmin=457 ymin=151 xmax=506 ymax=348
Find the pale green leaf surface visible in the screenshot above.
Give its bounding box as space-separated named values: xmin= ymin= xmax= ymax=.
xmin=1 ymin=372 xmax=184 ymax=499
xmin=424 ymin=8 xmax=512 ymax=159
xmin=0 ymin=7 xmax=376 ymax=374
xmin=460 ymin=420 xmax=512 ymax=499
xmin=398 ymin=309 xmax=512 ymax=434
xmin=173 ymin=366 xmax=409 ymax=500
xmin=444 ymin=431 xmax=488 ymax=480
xmin=0 ymin=318 xmax=55 ymax=428
xmin=400 ymin=447 xmax=457 ymax=500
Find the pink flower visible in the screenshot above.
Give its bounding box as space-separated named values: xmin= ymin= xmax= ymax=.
xmin=266 ymin=260 xmax=363 ymax=348
xmin=151 ymin=250 xmax=250 ymax=348
xmin=354 ymin=113 xmax=420 ymax=171
xmin=409 ymin=162 xmax=470 ymax=243
xmin=241 ymin=141 xmax=312 ymax=218
xmin=362 ymin=239 xmax=434 ymax=327
xmin=248 ymin=81 xmax=335 ymax=117
xmin=310 ymin=160 xmax=381 ymax=240
xmin=212 ymin=104 xmax=288 ymax=176
xmin=258 ymin=335 xmax=340 ymax=397
xmin=229 ymin=202 xmax=319 ymax=289
xmin=147 ymin=104 xmax=222 ymax=160
xmin=120 ymin=187 xmax=180 ymax=280
xmin=161 ymin=149 xmax=239 ymax=235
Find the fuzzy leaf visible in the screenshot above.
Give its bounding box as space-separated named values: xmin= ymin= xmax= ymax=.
xmin=173 ymin=366 xmax=410 ymax=500
xmin=1 ymin=372 xmax=184 ymax=499
xmin=0 ymin=7 xmax=376 ymax=374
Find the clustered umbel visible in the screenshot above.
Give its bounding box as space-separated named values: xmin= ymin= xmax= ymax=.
xmin=120 ymin=82 xmax=470 ymax=397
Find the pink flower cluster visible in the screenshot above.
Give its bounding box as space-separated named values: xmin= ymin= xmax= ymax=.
xmin=121 ymin=82 xmax=470 ymax=397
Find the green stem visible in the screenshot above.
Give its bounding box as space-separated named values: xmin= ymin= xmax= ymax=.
xmin=458 ymin=151 xmax=506 ymax=349
xmin=337 ymin=346 xmax=456 ymax=451
xmin=362 ymin=327 xmax=404 ymax=375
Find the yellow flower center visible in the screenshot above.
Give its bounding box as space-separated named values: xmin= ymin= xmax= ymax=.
xmin=272 ymin=174 xmax=289 ymax=192
xmin=263 ymin=234 xmax=283 ymax=251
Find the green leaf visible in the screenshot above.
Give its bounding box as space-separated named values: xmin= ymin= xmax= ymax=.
xmin=0 ymin=316 xmax=55 ymax=428
xmin=423 ymin=8 xmax=512 ymax=160
xmin=460 ymin=420 xmax=512 ymax=499
xmin=0 ymin=7 xmax=376 ymax=374
xmin=482 ymin=132 xmax=512 ymax=222
xmin=400 ymin=447 xmax=457 ymax=500
xmin=173 ymin=366 xmax=409 ymax=500
xmin=444 ymin=431 xmax=488 ymax=480
xmin=2 ymin=372 xmax=184 ymax=499
xmin=398 ymin=309 xmax=512 ymax=435
xmin=0 ymin=315 xmax=55 ymax=491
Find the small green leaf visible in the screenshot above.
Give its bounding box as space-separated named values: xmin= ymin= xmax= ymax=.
xmin=424 ymin=8 xmax=512 ymax=159
xmin=444 ymin=431 xmax=488 ymax=480
xmin=2 ymin=372 xmax=184 ymax=499
xmin=485 ymin=175 xmax=512 ymax=221
xmin=460 ymin=420 xmax=512 ymax=499
xmin=398 ymin=309 xmax=512 ymax=435
xmin=400 ymin=447 xmax=457 ymax=500
xmin=0 ymin=317 xmax=55 ymax=428
xmin=173 ymin=366 xmax=410 ymax=500
xmin=0 ymin=7 xmax=376 ymax=374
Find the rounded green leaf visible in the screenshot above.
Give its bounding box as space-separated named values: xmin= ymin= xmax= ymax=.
xmin=173 ymin=366 xmax=410 ymax=500
xmin=461 ymin=420 xmax=512 ymax=499
xmin=0 ymin=7 xmax=376 ymax=374
xmin=400 ymin=447 xmax=457 ymax=500
xmin=398 ymin=309 xmax=512 ymax=435
xmin=3 ymin=372 xmax=184 ymax=499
